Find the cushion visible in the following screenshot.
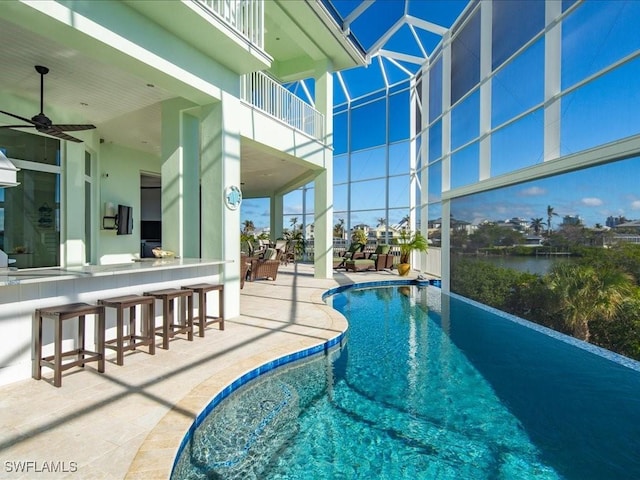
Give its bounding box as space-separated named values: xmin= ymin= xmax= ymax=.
xmin=374 ymin=244 xmax=390 ymax=255
xmin=263 ymin=248 xmax=278 ymax=260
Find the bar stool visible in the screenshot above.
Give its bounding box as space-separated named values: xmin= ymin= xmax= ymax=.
xmin=181 ymin=283 xmax=224 ymax=337
xmin=34 ymin=302 xmax=105 ymax=387
xmin=98 ymin=294 xmax=156 ymax=365
xmin=143 ymin=288 xmax=194 ymax=349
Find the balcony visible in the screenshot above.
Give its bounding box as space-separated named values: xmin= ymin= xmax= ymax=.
xmin=241 ymin=72 xmax=325 ymax=140
xmin=196 ymin=0 xmax=264 ymax=48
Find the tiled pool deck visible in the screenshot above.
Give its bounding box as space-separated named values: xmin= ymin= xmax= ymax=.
xmin=0 ymin=263 xmax=416 ymax=479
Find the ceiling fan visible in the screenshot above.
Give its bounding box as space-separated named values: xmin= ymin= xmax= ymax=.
xmin=0 ymin=65 xmax=96 ymax=143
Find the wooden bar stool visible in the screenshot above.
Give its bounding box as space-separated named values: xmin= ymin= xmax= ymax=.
xmin=181 ymin=283 xmax=224 ymax=337
xmin=98 ymin=294 xmax=156 ymax=365
xmin=143 ymin=288 xmax=194 ymax=349
xmin=34 ymin=302 xmax=105 ymax=387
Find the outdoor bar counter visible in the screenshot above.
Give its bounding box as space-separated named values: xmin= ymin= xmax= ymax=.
xmin=0 ymin=258 xmax=230 ymax=385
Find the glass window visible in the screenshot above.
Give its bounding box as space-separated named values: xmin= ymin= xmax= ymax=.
xmin=85 ymin=151 xmax=92 ymax=264
xmin=1 ymin=131 xmax=61 ymax=268
xmin=389 ymin=89 xmax=410 ymax=143
xmin=429 ymin=57 xmax=443 ymax=123
xmin=428 ymin=119 xmax=442 ymax=164
xmin=491 ymin=109 xmax=544 ymax=177
xmin=562 ymin=0 xmax=640 ymax=90
xmin=451 ymin=142 xmax=479 ymax=190
xmin=389 ymin=174 xmax=410 ymax=209
xmin=333 ymin=183 xmax=348 ymax=212
xmin=492 ymin=0 xmax=544 ymax=71
xmin=334 ymin=153 xmax=348 ymax=184
xmin=491 ymin=38 xmax=544 ymax=128
xmin=283 ymin=189 xmax=303 ymax=215
xmin=0 ymin=130 xmax=60 ymax=165
xmin=389 ymin=142 xmax=409 ymax=176
xmin=451 ymin=89 xmax=480 ymax=150
xmin=351 ymin=99 xmax=386 ymax=150
xmin=427 ymin=203 xmax=442 ymax=246
xmin=428 ymin=161 xmax=442 ymax=203
xmin=351 ymin=147 xmax=386 ymax=181
xmin=334 ymin=112 xmax=348 ymax=155
xmin=561 ymin=57 xmax=640 ymax=155
xmin=351 ymin=178 xmax=386 ymax=210
xmin=451 ymin=10 xmax=481 ymax=104
xmin=4 ymin=169 xmax=60 ymax=268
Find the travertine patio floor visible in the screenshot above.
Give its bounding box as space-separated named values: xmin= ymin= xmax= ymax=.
xmin=0 ymin=263 xmax=409 ymax=479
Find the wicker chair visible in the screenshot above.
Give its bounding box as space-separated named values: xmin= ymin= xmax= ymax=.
xmin=345 ymin=244 xmax=393 ymax=272
xmin=240 ymin=254 xmax=251 ymax=289
xmin=248 ymin=248 xmax=281 ymax=281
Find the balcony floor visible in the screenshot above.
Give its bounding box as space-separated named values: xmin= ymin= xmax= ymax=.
xmin=0 ymin=263 xmax=412 ymax=479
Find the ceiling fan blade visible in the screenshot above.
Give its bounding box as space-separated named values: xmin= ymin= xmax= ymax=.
xmin=0 ymin=109 xmax=38 ymax=126
xmin=51 ymin=124 xmax=96 ymax=132
xmin=38 ymin=127 xmax=84 ymax=143
xmin=0 ymin=125 xmax=36 ymax=129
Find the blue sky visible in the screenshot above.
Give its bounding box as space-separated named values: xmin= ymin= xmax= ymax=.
xmin=452 ymin=155 xmax=640 ymax=228
xmin=241 ymin=1 xmax=640 ymax=232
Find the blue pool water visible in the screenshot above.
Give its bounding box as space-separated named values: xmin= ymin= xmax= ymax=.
xmin=173 ymin=284 xmax=640 ymax=479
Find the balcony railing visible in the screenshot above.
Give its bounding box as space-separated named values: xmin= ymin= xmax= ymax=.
xmin=241 ymin=72 xmax=325 ymax=140
xmin=195 ymin=0 xmax=264 ymax=48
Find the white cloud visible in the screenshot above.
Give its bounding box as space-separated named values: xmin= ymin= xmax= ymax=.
xmin=519 ymin=186 xmax=546 ymax=197
xmin=632 ymin=200 xmax=640 ymax=210
xmin=581 ymin=197 xmax=603 ymax=207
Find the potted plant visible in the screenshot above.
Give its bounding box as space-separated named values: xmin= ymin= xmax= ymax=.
xmin=395 ymin=229 xmax=428 ymax=276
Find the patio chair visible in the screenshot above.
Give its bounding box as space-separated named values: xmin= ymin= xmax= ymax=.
xmin=333 ymin=242 xmax=366 ymax=269
xmin=281 ymin=240 xmax=297 ymax=265
xmin=248 ymin=247 xmax=281 ymax=281
xmin=345 ymin=244 xmax=393 ymax=272
xmin=240 ymin=254 xmax=251 ymax=289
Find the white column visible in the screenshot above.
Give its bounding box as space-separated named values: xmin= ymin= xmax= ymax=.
xmin=479 ymin=0 xmax=492 ymax=180
xmin=200 ymin=92 xmax=241 ymax=319
xmin=271 ymin=193 xmax=284 ymax=241
xmin=161 ymin=98 xmax=198 ymax=257
xmin=544 ymin=0 xmax=562 ymax=161
xmin=62 ymin=142 xmax=86 ymax=266
xmin=313 ymin=68 xmax=334 ymax=279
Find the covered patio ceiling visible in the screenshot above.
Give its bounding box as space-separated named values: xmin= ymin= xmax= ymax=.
xmin=0 ymin=15 xmax=310 ymax=200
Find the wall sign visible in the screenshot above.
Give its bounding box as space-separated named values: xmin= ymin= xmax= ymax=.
xmin=224 ymin=185 xmax=242 ymax=210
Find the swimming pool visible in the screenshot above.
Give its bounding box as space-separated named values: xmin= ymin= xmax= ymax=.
xmin=172 ymin=282 xmax=640 ymax=479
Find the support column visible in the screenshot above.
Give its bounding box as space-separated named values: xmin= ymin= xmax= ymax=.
xmin=544 ymin=1 xmax=562 ymax=161
xmin=62 ymin=142 xmax=86 ymax=266
xmin=314 ymin=68 xmax=333 ymax=279
xmin=161 ymin=98 xmax=199 ymax=257
xmin=200 ymin=92 xmax=241 ymax=319
xmin=270 ymin=193 xmax=284 ymax=241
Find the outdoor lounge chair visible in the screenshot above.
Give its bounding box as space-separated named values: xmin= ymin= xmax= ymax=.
xmin=248 ymin=247 xmax=281 ymax=281
xmin=345 ymin=244 xmax=393 ymax=272
xmin=333 ymin=242 xmax=366 ymax=269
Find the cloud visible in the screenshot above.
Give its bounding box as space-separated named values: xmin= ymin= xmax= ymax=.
xmin=581 ymin=197 xmax=603 ymax=207
xmin=519 ymin=186 xmax=546 ymax=197
xmin=632 ymin=200 xmax=640 ymax=210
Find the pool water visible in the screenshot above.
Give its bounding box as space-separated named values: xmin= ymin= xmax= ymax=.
xmin=173 ymin=285 xmax=640 ymax=479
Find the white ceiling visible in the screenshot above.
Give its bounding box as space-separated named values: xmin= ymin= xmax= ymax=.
xmin=0 ymin=16 xmax=310 ymax=199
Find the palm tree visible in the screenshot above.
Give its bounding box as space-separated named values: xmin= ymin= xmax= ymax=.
xmin=377 ymin=217 xmax=386 ymax=227
xmin=547 ymin=263 xmax=634 ymax=342
xmin=242 ymin=219 xmax=255 ymax=235
xmin=530 ymin=217 xmax=544 ymax=234
xmin=333 ymin=218 xmax=345 ymax=238
xmin=546 ymin=205 xmax=558 ymax=236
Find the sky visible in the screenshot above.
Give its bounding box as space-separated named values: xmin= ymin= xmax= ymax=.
xmin=240 ymin=0 xmax=640 ymax=233
xmin=452 ymin=155 xmax=640 ymax=228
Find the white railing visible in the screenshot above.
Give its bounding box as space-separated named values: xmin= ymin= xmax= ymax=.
xmin=195 ymin=0 xmax=264 ymax=48
xmin=241 ymin=71 xmax=325 ymax=139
